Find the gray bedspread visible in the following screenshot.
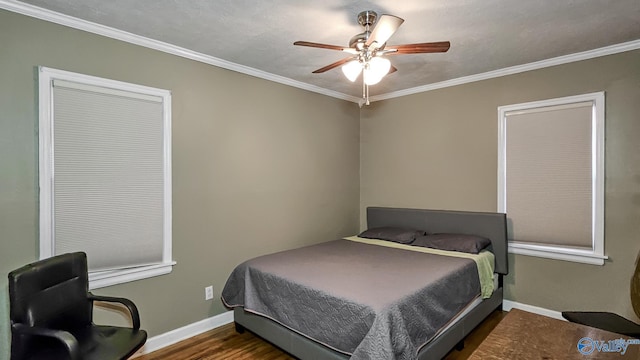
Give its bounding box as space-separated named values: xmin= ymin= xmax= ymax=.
xmin=222 ymin=239 xmax=481 ymax=360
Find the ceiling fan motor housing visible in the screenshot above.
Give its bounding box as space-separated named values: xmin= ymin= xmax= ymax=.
xmin=350 ymin=11 xmax=378 ymax=50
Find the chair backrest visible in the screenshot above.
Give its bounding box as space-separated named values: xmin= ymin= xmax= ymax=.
xmin=8 ymin=252 xmax=93 ymax=331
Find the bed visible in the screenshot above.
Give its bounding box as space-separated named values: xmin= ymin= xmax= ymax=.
xmin=222 ymin=207 xmax=508 ymax=359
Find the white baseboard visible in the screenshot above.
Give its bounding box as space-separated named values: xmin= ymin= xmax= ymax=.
xmin=503 ymin=300 xmax=565 ymax=320
xmin=132 ymin=310 xmax=234 ymax=357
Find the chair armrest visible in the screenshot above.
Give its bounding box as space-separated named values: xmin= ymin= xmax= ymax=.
xmin=12 ymin=323 xmax=80 ymax=360
xmin=88 ymin=293 xmax=141 ymax=330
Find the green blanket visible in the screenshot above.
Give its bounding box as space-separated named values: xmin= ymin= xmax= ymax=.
xmin=344 ymin=236 xmax=495 ymax=298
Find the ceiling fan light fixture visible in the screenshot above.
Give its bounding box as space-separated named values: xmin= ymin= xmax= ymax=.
xmin=342 ymin=60 xmax=362 ymax=82
xmin=363 ymin=57 xmax=391 ymax=85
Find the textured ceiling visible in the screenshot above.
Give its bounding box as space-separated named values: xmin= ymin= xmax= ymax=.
xmin=11 ymin=0 xmax=640 ymax=100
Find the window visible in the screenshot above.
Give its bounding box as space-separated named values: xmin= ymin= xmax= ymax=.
xmin=39 ymin=67 xmax=174 ymax=289
xmin=498 ymin=92 xmax=606 ymax=265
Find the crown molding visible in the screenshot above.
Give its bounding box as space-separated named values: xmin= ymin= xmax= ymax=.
xmin=369 ymin=39 xmax=640 ymax=102
xmin=0 ymin=0 xmax=361 ymax=103
xmin=2 ymin=0 xmax=639 ymax=105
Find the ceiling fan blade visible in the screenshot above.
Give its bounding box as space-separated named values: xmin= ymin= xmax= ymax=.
xmin=365 ymin=14 xmax=404 ymax=48
xmin=312 ymin=57 xmax=355 ymax=74
xmin=388 ymin=65 xmax=398 ymax=74
xmin=294 ymin=41 xmax=349 ymax=51
xmin=387 ymin=41 xmax=451 ymax=54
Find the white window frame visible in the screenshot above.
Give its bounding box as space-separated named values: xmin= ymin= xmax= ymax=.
xmin=38 ymin=66 xmax=175 ymax=289
xmin=498 ymin=92 xmax=606 ymax=265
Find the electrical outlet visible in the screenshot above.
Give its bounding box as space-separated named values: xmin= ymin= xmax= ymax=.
xmin=205 ymin=285 xmax=213 ymax=300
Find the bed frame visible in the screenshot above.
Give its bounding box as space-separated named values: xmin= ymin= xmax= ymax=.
xmin=233 ymin=206 xmax=508 ymax=359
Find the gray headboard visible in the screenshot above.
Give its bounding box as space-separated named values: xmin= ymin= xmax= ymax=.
xmin=367 ymin=207 xmax=509 ymax=275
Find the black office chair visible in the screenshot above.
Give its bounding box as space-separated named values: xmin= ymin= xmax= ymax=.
xmin=562 ymin=311 xmax=640 ymax=338
xmin=562 ymin=253 xmax=640 ymax=338
xmin=8 ymin=252 xmax=147 ymax=360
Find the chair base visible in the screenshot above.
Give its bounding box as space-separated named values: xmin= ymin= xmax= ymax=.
xmin=562 ymin=311 xmax=640 ymax=338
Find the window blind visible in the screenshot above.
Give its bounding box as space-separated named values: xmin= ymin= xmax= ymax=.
xmin=52 ymin=79 xmax=166 ymax=271
xmin=504 ymin=102 xmax=593 ymax=248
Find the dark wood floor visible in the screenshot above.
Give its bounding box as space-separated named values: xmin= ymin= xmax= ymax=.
xmin=137 ymin=310 xmax=507 ymax=360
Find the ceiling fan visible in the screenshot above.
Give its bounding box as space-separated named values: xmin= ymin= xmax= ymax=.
xmin=294 ymin=10 xmax=450 ymax=106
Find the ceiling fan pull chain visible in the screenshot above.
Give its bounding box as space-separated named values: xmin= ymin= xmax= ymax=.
xmin=365 ymin=85 xmax=370 ymax=105
xmin=362 ymin=76 xmax=366 ymax=101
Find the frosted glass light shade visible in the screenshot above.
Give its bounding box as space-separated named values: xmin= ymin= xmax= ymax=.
xmin=364 ymin=57 xmax=391 ymax=85
xmin=342 ymin=60 xmax=362 ymax=82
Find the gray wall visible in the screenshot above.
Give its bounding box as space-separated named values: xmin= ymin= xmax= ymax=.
xmin=2 ymin=6 xmax=640 ymax=359
xmin=0 ymin=10 xmax=360 ymax=357
xmin=361 ymin=50 xmax=640 ymax=321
